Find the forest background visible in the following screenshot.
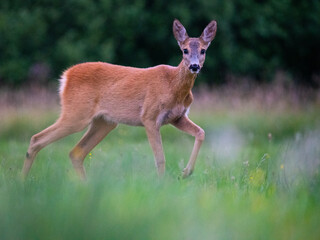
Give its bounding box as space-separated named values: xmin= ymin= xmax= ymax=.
xmin=1 ymin=0 xmax=320 ymax=87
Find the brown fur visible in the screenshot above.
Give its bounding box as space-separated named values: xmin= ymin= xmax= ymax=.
xmin=22 ymin=19 xmax=217 ymax=179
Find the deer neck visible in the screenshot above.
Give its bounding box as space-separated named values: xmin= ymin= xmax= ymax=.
xmin=172 ymin=60 xmax=197 ymax=97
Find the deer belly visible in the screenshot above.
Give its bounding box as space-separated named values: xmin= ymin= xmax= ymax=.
xmin=98 ymin=101 xmax=143 ymax=126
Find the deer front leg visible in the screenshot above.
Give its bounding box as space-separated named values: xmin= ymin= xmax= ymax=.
xmin=143 ymin=120 xmax=166 ymax=177
xmin=172 ymin=115 xmax=205 ymax=178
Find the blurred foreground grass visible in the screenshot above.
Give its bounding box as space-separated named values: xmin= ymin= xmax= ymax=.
xmin=0 ymin=84 xmax=320 ymax=239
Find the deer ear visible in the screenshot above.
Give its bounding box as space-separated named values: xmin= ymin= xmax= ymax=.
xmin=173 ymin=19 xmax=189 ymax=47
xmin=200 ymin=20 xmax=217 ymax=45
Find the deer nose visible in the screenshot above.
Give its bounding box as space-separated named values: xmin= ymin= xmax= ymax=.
xmin=189 ymin=64 xmax=200 ymax=72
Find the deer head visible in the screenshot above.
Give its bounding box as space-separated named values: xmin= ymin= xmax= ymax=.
xmin=173 ymin=19 xmax=217 ymax=74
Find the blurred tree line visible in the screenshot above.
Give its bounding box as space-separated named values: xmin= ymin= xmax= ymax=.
xmin=0 ymin=0 xmax=319 ymax=86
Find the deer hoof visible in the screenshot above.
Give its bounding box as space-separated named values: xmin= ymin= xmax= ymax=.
xmin=182 ymin=168 xmax=193 ymax=178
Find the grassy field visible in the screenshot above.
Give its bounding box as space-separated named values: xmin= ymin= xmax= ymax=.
xmin=0 ymin=85 xmax=320 ymax=239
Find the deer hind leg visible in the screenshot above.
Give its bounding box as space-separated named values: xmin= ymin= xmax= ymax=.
xmin=69 ymin=117 xmax=117 ymax=179
xmin=171 ymin=115 xmax=205 ymax=178
xmin=22 ymin=118 xmax=88 ymax=178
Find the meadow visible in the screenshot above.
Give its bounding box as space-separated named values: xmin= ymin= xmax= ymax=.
xmin=0 ymin=83 xmax=320 ymax=240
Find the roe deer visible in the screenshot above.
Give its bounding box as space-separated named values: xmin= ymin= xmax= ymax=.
xmin=22 ymin=19 xmax=217 ymax=179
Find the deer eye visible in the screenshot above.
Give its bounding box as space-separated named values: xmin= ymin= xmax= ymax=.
xmin=200 ymin=49 xmax=206 ymax=54
xmin=183 ymin=49 xmax=189 ymax=54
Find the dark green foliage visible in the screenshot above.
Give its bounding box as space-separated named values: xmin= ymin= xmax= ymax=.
xmin=0 ymin=0 xmax=319 ymax=85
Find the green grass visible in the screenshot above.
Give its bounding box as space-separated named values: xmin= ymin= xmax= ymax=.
xmin=1 ymin=102 xmax=320 ymax=240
